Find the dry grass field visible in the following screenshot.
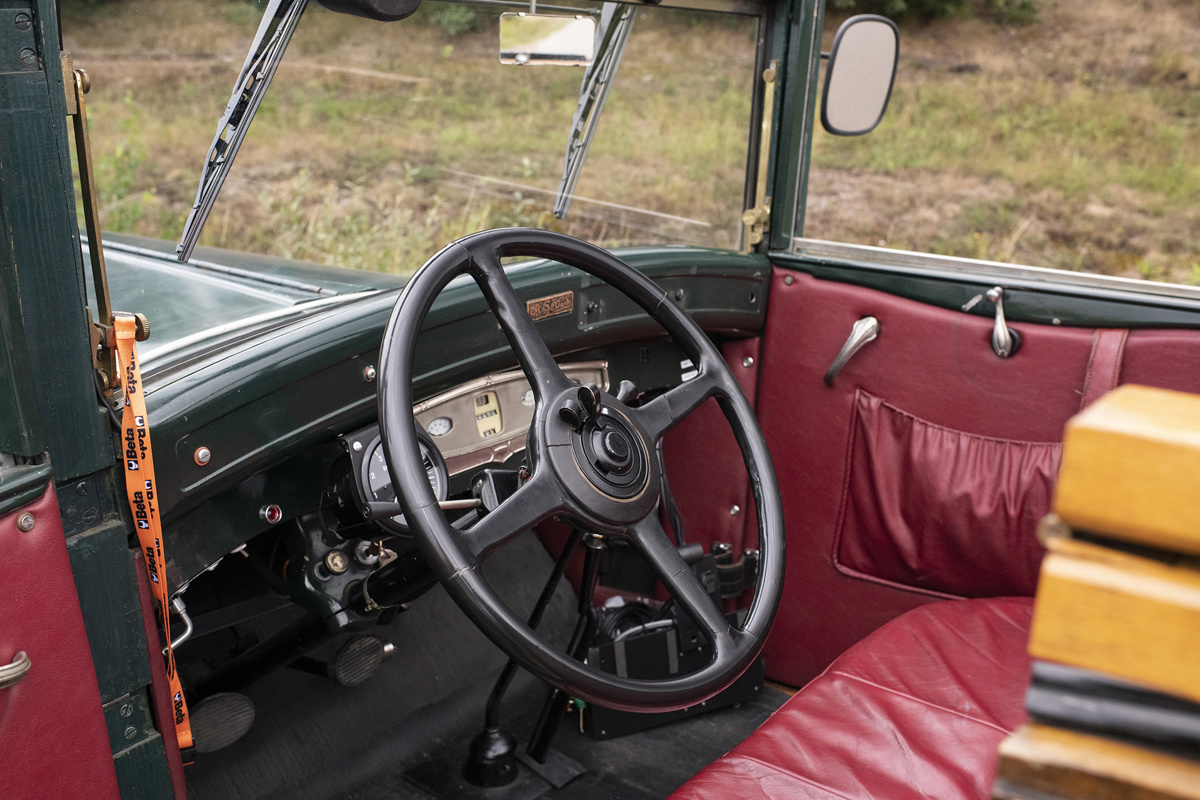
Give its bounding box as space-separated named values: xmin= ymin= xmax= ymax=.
xmin=63 ymin=0 xmax=1198 ymax=282
xmin=813 ymin=0 xmax=1200 ymax=280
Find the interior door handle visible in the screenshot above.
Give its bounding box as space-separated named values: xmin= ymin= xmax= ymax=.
xmin=0 ymin=651 xmax=31 ymax=690
xmin=824 ymin=316 xmax=880 ymax=386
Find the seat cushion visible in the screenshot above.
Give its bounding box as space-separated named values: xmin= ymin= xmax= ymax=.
xmin=671 ymin=597 xmax=1034 ymax=800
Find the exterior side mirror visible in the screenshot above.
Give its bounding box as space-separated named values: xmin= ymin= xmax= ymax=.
xmin=821 ymin=15 xmax=899 ymax=136
xmin=499 ymin=13 xmax=596 ymax=66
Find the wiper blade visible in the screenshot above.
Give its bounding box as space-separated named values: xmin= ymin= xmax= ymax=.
xmin=554 ymin=2 xmax=635 ymax=220
xmin=177 ymin=0 xmax=309 ymax=263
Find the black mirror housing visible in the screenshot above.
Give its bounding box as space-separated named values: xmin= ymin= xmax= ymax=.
xmin=821 ymin=14 xmax=899 ymax=137
xmin=317 ymin=0 xmax=422 ymax=22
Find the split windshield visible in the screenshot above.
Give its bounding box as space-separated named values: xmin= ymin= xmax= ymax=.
xmin=65 ymin=0 xmax=759 ymax=274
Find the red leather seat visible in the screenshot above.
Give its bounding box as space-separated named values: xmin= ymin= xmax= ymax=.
xmin=672 ymin=597 xmax=1034 ymax=800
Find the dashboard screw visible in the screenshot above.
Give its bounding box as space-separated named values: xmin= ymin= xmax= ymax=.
xmin=194 ymin=446 xmax=211 ymax=466
xmin=363 ymin=365 xmax=377 ymax=382
xmin=124 ymin=726 xmax=137 ymax=740
xmin=14 ymin=12 xmax=32 ymax=31
xmin=352 ymin=440 xmax=363 ymax=452
xmin=783 ymin=275 xmax=794 ymax=286
xmin=742 ymin=356 xmax=754 ymax=367
xmin=325 ymin=550 xmax=350 ymax=575
xmin=17 ymin=513 xmax=34 ymax=532
xmin=18 ymin=47 xmax=35 ymax=67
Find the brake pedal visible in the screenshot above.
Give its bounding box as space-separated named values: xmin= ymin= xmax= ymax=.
xmin=331 ymin=634 xmax=393 ymax=687
xmin=291 ymin=634 xmax=394 ymax=687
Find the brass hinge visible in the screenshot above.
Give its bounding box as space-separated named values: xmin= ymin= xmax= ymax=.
xmin=742 ymin=60 xmax=778 ymax=252
xmin=742 ymin=199 xmax=771 ymax=249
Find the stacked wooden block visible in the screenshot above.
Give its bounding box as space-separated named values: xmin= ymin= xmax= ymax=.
xmin=993 ymin=385 xmax=1200 ymax=800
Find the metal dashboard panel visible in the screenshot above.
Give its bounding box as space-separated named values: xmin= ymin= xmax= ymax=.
xmin=415 ymin=361 xmax=608 ymax=476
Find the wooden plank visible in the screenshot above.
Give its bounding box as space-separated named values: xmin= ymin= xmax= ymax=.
xmin=995 ymin=724 xmax=1200 ymax=800
xmin=1028 ymin=537 xmax=1200 ymax=704
xmin=1055 ymin=384 xmax=1200 ymax=557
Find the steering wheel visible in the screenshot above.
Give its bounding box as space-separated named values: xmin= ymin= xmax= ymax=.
xmin=377 ymin=229 xmax=784 ymax=713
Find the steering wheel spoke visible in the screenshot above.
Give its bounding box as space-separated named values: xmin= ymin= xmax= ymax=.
xmin=469 ymin=248 xmax=573 ymax=402
xmin=379 ymin=228 xmax=782 ymax=713
xmin=634 ymin=369 xmax=723 ymax=443
xmin=627 ymin=514 xmax=736 ymax=652
xmin=462 ymin=470 xmax=568 ymax=562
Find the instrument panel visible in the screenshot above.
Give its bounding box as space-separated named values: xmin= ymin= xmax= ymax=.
xmin=335 ymin=360 xmax=608 ymax=534
xmin=413 ymin=360 xmax=608 ymax=476
xmin=340 ymin=424 xmax=449 ymax=534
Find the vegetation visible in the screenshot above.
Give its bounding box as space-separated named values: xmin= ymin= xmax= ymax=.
xmin=61 ymin=0 xmax=1198 ymax=284
xmin=63 ymin=1 xmax=755 ymax=270
xmin=812 ymin=0 xmax=1198 ymax=282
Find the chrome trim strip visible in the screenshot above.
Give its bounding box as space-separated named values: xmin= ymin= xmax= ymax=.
xmin=141 ymin=291 xmax=379 ymax=374
xmin=787 ymin=238 xmax=1200 ymax=306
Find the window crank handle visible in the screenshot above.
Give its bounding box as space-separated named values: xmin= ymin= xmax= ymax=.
xmin=824 ymin=316 xmax=880 ymax=386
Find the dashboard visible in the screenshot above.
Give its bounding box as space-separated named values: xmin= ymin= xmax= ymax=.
xmin=149 ymin=247 xmax=769 ymax=596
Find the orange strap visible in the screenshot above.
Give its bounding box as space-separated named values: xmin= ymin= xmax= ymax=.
xmin=114 ymin=313 xmax=194 ymax=758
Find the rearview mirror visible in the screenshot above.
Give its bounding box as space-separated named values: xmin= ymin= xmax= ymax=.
xmin=821 ymin=15 xmax=899 ymax=136
xmin=499 ymin=13 xmax=596 ymax=66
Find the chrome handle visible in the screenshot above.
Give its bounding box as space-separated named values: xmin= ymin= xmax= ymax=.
xmin=0 ymin=651 xmax=31 ymax=690
xmin=986 ymin=287 xmax=1021 ymax=358
xmin=164 ymin=596 xmax=194 ymax=655
xmin=824 ymin=316 xmax=880 ymax=386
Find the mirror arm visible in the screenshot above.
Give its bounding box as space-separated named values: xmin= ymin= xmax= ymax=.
xmin=553 ymin=2 xmax=635 ymax=219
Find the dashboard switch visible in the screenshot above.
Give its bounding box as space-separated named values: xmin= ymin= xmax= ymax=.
xmin=260 ymin=504 xmax=283 ymax=525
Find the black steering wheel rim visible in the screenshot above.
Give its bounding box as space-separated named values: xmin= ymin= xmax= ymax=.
xmin=377 ymin=228 xmax=784 ymax=713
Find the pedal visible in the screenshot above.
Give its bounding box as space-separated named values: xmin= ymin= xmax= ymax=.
xmin=330 ymin=634 xmax=393 ymax=687
xmin=189 ymin=692 xmax=256 ymax=753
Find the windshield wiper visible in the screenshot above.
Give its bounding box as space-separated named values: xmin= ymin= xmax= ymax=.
xmin=177 ymin=0 xmax=309 ymax=263
xmin=553 ymin=2 xmax=635 ymax=220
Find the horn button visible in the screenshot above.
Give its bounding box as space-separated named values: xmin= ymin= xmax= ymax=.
xmin=548 ymin=384 xmax=655 ymax=511
xmin=574 ymin=413 xmax=647 ymax=495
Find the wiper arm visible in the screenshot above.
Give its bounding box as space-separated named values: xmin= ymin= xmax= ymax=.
xmin=177 ymin=0 xmax=309 ymax=263
xmin=553 ymin=2 xmax=634 ymax=220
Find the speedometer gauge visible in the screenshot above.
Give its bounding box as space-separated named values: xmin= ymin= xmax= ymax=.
xmin=358 ymin=428 xmax=448 ymax=534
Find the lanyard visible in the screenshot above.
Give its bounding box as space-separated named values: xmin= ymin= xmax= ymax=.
xmin=114 ymin=313 xmax=195 ymax=761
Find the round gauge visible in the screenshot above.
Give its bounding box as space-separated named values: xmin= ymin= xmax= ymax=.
xmin=427 ymin=417 xmax=452 ymax=437
xmin=360 ymin=429 xmax=448 ymax=533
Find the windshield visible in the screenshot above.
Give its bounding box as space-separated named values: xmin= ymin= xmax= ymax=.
xmin=65 ymin=0 xmax=760 ymax=274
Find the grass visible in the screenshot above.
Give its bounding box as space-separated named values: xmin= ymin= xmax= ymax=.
xmin=62 ymin=0 xmax=756 ymax=273
xmin=810 ymin=0 xmax=1200 ymax=281
xmin=63 ymin=0 xmax=1199 ymax=284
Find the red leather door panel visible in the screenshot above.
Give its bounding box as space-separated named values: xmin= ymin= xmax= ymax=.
xmin=0 ymin=483 xmax=121 ymax=800
xmin=757 ymin=269 xmax=1114 ymax=686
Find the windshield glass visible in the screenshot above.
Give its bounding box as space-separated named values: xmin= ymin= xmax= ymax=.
xmin=65 ymin=0 xmax=759 ymax=274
